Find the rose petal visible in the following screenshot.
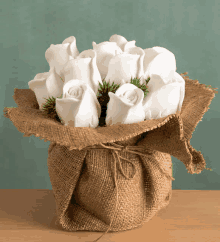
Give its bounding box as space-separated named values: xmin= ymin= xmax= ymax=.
xmin=143 ymin=72 xmax=185 ymax=120
xmin=45 ymin=68 xmax=63 ymax=98
xmin=28 ymin=69 xmax=63 ymax=109
xmin=144 ymin=109 xmax=152 ymax=120
xmin=106 ymin=92 xmax=133 ymax=126
xmin=143 ymin=46 xmax=175 ymax=69
xmin=144 ymin=74 xmax=166 ymax=94
xmin=62 ymin=36 xmax=80 ymax=58
xmin=56 ymin=98 xmax=81 ymax=125
xmin=106 ymin=84 xmax=145 ymax=125
xmin=45 ymin=37 xmax=79 ymax=77
xmin=114 ymin=83 xmax=144 ymax=105
xmin=152 ymin=46 xmax=175 ymax=56
xmin=143 ymin=48 xmax=160 ymax=72
xmin=45 ymin=43 xmax=70 ymax=76
xmin=109 ymin=34 xmax=128 ymax=51
xmin=63 ymin=79 xmax=101 ymax=118
xmin=105 ymin=53 xmax=141 ymax=85
xmin=63 ymin=79 xmax=85 ymax=99
xmin=34 ymin=72 xmax=50 ymax=80
xmin=92 ymin=41 xmax=123 ymax=80
xmin=62 ymin=49 xmax=102 ymax=95
xmin=28 ymin=78 xmax=48 ymax=109
xmin=123 ymin=46 xmax=145 ymax=84
xmin=56 ymin=80 xmax=100 ymax=128
xmin=77 ymin=49 xmax=102 ymax=92
xmin=109 ymin=34 xmax=137 ymax=52
xmin=172 ymin=72 xmax=185 ymax=112
xmin=123 ymin=40 xmax=137 ymax=53
xmin=144 ymin=51 xmax=176 ymax=84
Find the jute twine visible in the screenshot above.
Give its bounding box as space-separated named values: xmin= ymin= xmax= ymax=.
xmin=83 ymin=142 xmax=175 ymax=242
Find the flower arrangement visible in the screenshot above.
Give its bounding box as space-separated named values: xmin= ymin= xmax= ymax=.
xmin=42 ymin=76 xmax=150 ymax=127
xmin=28 ymin=34 xmax=185 ymax=128
xmin=3 ymin=34 xmax=218 ymax=242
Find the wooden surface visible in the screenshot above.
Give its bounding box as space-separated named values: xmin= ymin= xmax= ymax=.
xmin=0 ymin=190 xmax=219 ymax=242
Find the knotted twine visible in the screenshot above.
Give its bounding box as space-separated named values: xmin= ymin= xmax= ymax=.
xmin=83 ymin=142 xmax=175 ymax=242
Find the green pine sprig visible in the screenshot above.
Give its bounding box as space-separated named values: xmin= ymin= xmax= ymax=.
xmin=130 ymin=77 xmax=150 ymax=99
xmin=42 ymin=94 xmax=63 ymax=123
xmin=96 ymin=77 xmax=150 ymax=107
xmin=96 ymin=79 xmax=121 ymax=105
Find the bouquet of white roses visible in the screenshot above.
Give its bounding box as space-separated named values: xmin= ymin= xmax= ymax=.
xmin=28 ymin=34 xmax=185 ymax=128
xmin=4 ymin=34 xmax=217 ymax=242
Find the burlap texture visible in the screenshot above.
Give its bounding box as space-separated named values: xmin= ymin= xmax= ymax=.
xmin=47 ymin=140 xmax=173 ymax=232
xmin=3 ymin=73 xmax=217 ymax=235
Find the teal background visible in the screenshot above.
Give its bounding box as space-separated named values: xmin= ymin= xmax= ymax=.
xmin=0 ymin=0 xmax=219 ymax=189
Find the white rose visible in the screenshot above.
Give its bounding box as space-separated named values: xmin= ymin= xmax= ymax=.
xmin=45 ymin=36 xmax=79 ymax=77
xmin=142 ymin=72 xmax=185 ymax=120
xmin=143 ymin=46 xmax=176 ymax=68
xmin=92 ymin=41 xmax=123 ymax=80
xmin=106 ymin=83 xmax=145 ymax=126
xmin=105 ymin=47 xmax=145 ymax=85
xmin=92 ymin=34 xmax=137 ymax=80
xmin=28 ymin=68 xmax=63 ymax=109
xmin=61 ymin=49 xmax=102 ymax=95
xmin=143 ymin=47 xmax=176 ymax=84
xmin=92 ymin=34 xmax=176 ymax=87
xmin=55 ymin=79 xmax=101 ymax=128
xmin=109 ymin=34 xmax=136 ymax=51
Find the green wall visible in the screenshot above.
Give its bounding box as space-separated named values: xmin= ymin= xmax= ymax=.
xmin=1 ymin=0 xmax=219 ymax=189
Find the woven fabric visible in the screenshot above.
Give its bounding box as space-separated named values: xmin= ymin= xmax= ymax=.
xmin=3 ymin=75 xmax=216 ymax=173
xmin=3 ymin=73 xmax=217 ymax=237
xmin=47 ymin=140 xmax=173 ymax=232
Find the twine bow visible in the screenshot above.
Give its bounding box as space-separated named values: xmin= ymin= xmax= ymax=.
xmin=83 ymin=143 xmax=175 ymax=242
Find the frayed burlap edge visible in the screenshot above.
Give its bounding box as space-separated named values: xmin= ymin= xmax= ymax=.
xmin=3 ymin=104 xmax=177 ymax=150
xmin=179 ymin=73 xmax=218 ymax=140
xmin=3 ymin=73 xmax=218 ymax=175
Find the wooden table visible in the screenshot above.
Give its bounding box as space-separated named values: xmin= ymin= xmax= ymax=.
xmin=0 ymin=190 xmax=219 ymax=242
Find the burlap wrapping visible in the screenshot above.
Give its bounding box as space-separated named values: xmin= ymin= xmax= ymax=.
xmin=46 ymin=137 xmax=173 ymax=234
xmin=3 ymin=74 xmax=217 ymax=239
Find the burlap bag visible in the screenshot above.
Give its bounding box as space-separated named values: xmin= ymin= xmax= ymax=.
xmin=3 ymin=73 xmax=217 ymax=241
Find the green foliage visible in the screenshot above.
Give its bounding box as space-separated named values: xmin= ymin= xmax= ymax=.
xmin=96 ymin=79 xmax=121 ymax=105
xmin=130 ymin=77 xmax=150 ymax=99
xmin=96 ymin=77 xmax=150 ymax=106
xmin=42 ymin=94 xmax=63 ymax=123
